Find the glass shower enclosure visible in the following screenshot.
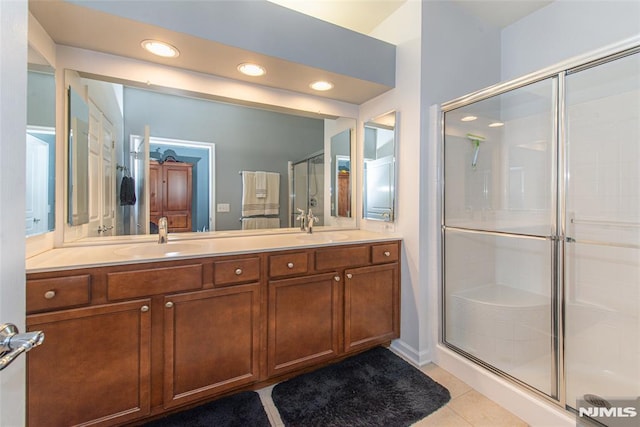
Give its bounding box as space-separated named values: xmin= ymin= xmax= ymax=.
xmin=442 ymin=46 xmax=639 ymax=413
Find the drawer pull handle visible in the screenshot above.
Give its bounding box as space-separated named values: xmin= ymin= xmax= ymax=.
xmin=334 ymin=276 xmax=341 ymax=282
xmin=384 ymin=251 xmax=391 ymax=257
xmin=346 ymin=273 xmax=353 ymax=279
xmin=235 ymin=268 xmax=243 ymax=275
xmin=44 ymin=290 xmax=56 ymax=300
xmin=287 ymin=262 xmax=294 ymax=269
xmin=165 ymin=302 xmax=174 ymax=308
xmin=141 ymin=305 xmax=150 ymax=312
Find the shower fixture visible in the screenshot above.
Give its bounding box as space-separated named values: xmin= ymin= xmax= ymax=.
xmin=467 ymin=133 xmax=485 ymax=168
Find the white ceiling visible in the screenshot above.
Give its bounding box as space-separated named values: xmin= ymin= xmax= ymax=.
xmin=270 ymin=0 xmax=554 ymax=33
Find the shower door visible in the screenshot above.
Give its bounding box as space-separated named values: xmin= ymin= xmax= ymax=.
xmin=564 ymin=50 xmax=640 ymax=411
xmin=290 ymin=153 xmax=324 ymax=227
xmin=442 ymin=77 xmax=559 ymax=398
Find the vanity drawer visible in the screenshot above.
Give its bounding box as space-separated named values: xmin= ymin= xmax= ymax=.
xmin=214 ymin=257 xmax=260 ymax=286
xmin=315 ymin=245 xmax=369 ymax=271
xmin=107 ymin=264 xmax=203 ymax=300
xmin=371 ymin=243 xmax=399 ymax=264
xmin=27 ymin=275 xmax=91 ymax=313
xmin=269 ymin=252 xmax=308 ymax=278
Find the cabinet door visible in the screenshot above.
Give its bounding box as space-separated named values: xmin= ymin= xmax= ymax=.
xmin=268 ymin=272 xmax=341 ymax=377
xmin=344 ymin=263 xmax=399 ymax=353
xmin=149 ymin=161 xmax=161 ymax=218
xmin=163 ymin=284 xmax=260 ymax=408
xmin=27 ymin=300 xmax=151 ymax=427
xmin=163 ymin=162 xmax=192 ymax=232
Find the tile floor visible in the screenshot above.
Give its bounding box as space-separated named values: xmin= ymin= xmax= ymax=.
xmin=257 ymin=362 xmax=528 ymax=427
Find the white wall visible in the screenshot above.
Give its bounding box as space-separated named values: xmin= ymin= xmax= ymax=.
xmin=501 ymin=0 xmax=640 ymax=80
xmin=360 ymin=0 xmax=423 ymax=361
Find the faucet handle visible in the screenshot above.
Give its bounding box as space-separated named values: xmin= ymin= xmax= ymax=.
xmin=296 ymin=208 xmax=305 ymax=220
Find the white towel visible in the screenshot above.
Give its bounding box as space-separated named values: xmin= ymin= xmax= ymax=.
xmin=255 ymin=171 xmax=267 ymax=198
xmin=242 ymin=171 xmax=280 ymax=216
xmin=242 ymin=171 xmax=263 ymax=216
xmin=241 ymin=217 xmax=280 ymax=230
xmin=264 ymin=172 xmax=280 ymax=215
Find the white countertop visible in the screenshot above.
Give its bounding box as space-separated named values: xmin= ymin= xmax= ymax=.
xmin=26 ymin=229 xmax=402 ymax=273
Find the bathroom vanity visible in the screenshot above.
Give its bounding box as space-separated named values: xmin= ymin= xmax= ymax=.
xmin=25 ymin=231 xmax=400 ymax=426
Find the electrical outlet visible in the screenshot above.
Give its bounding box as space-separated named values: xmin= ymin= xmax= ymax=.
xmin=217 ymin=203 xmax=230 ymax=213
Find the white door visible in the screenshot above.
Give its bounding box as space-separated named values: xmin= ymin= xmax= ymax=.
xmin=1 ymin=1 xmax=27 ymax=425
xmin=87 ymin=101 xmax=102 ymax=236
xmin=101 ymin=119 xmax=115 ymax=236
xmin=364 ymin=155 xmax=395 ymax=220
xmin=25 ymin=134 xmax=49 ymax=236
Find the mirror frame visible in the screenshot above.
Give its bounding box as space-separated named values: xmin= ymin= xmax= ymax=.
xmin=363 ymin=110 xmax=398 ymax=223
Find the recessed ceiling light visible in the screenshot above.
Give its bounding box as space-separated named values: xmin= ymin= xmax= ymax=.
xmin=310 ymin=81 xmax=334 ymax=91
xmin=488 ymin=121 xmax=504 ymax=127
xmin=461 ymin=115 xmax=477 ymax=122
xmin=141 ymin=40 xmax=179 ymax=58
xmin=237 ymin=63 xmax=266 ymax=77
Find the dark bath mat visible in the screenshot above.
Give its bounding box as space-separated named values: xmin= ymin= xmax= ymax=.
xmin=143 ymin=391 xmax=271 ymax=427
xmin=271 ymin=347 xmax=450 ymax=427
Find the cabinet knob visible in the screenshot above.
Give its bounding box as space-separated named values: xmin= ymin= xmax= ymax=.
xmin=384 ymin=251 xmax=391 ymax=257
xmin=141 ymin=305 xmax=150 ymax=312
xmin=287 ymin=262 xmax=294 ymax=269
xmin=334 ymin=276 xmax=341 ymax=282
xmin=44 ymin=290 xmax=56 ymax=300
xmin=165 ymin=302 xmax=174 ymax=308
xmin=235 ymin=268 xmax=243 ymax=275
xmin=346 ymin=273 xmax=353 ymax=279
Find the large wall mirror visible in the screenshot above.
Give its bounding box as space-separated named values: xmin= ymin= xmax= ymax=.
xmin=65 ymin=72 xmax=356 ymax=242
xmin=26 ymin=45 xmax=56 ymax=237
xmin=363 ymin=111 xmax=397 ymax=222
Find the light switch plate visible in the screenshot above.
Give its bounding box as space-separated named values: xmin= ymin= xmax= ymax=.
xmin=217 ymin=203 xmax=230 ymax=213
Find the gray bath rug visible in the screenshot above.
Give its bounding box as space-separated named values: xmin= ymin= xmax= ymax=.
xmin=143 ymin=391 xmax=270 ymax=427
xmin=271 ymin=346 xmax=451 ymax=426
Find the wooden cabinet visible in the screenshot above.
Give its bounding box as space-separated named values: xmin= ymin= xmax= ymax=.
xmin=26 ymin=239 xmax=400 ymax=426
xmin=163 ymin=284 xmax=261 ymax=408
xmin=150 ymin=160 xmax=193 ymax=232
xmin=344 ymin=263 xmax=399 ymax=353
xmin=266 ymin=241 xmax=401 ymax=377
xmin=267 ymin=272 xmax=341 ymax=377
xmin=27 ymin=300 xmax=151 ymax=427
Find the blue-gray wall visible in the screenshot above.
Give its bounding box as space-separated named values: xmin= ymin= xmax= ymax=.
xmin=123 ymin=87 xmax=324 ymax=231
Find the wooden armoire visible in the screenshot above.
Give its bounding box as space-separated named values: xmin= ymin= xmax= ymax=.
xmin=149 ymin=160 xmax=193 ymax=232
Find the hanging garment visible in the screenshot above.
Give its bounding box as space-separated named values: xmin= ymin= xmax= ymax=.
xmin=119 ymin=176 xmax=137 ymax=206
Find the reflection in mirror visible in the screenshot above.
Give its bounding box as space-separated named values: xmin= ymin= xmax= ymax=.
xmin=330 ymin=129 xmax=352 ymax=217
xmin=363 ymin=111 xmax=396 ymax=222
xmin=64 ymin=72 xmax=356 ymax=241
xmin=26 ymin=49 xmax=56 ymax=237
xmin=67 ymin=86 xmax=89 ymax=225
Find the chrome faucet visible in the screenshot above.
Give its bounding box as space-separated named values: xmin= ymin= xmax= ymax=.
xmin=296 ymin=208 xmax=306 ymax=231
xmin=158 ymin=217 xmax=168 ymax=243
xmin=306 ymin=209 xmax=318 ymax=234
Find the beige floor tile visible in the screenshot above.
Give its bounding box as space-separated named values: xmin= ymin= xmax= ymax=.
xmin=413 ymin=406 xmax=473 ymax=426
xmin=421 ymin=363 xmax=473 ymax=399
xmin=448 ymin=390 xmax=528 ymax=427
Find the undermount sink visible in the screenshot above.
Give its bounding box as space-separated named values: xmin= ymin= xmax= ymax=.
xmin=296 ymin=232 xmax=350 ymax=242
xmin=113 ymin=242 xmax=203 ymax=258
